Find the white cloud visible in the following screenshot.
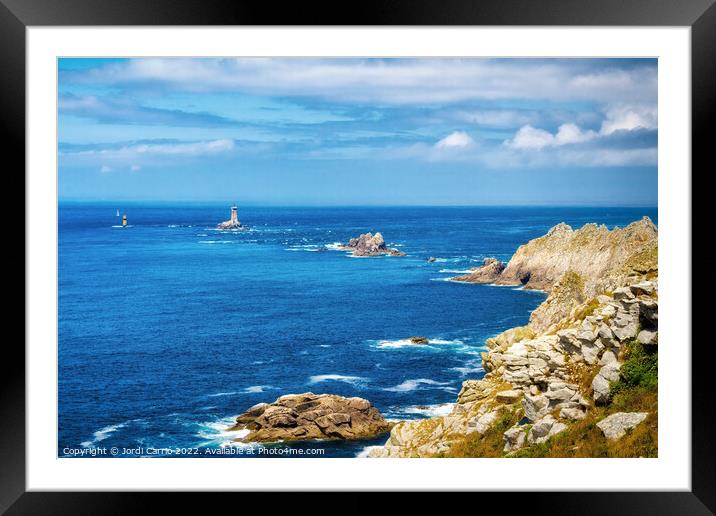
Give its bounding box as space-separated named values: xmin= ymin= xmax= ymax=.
xmin=505 ymin=125 xmax=555 ymax=150
xmin=600 ymin=105 xmax=657 ymax=135
xmin=555 ymin=123 xmax=597 ymax=144
xmin=67 ymin=58 xmax=657 ymax=106
xmin=435 ymin=131 xmax=474 ymax=149
xmin=61 ymin=139 xmax=236 ymax=169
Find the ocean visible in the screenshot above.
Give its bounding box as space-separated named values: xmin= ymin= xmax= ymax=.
xmin=58 ymin=204 xmax=657 ymax=458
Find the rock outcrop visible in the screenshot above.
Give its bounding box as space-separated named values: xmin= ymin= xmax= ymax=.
xmin=369 ymin=218 xmax=658 ymax=458
xmin=452 ymin=258 xmax=505 ymax=283
xmin=228 ymin=393 xmax=393 ymax=442
xmin=338 ymin=232 xmax=406 ymax=257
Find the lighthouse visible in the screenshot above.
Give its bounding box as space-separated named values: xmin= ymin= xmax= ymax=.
xmin=217 ymin=205 xmax=243 ymax=229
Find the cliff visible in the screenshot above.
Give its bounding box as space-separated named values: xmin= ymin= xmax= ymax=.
xmin=452 ymin=217 xmax=657 ymax=332
xmin=369 ymin=218 xmax=658 ymax=458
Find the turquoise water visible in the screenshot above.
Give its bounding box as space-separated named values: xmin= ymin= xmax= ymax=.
xmin=58 ymin=205 xmax=657 ymax=457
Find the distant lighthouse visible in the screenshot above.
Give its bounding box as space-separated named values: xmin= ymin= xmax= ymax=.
xmin=217 ymin=204 xmax=243 ymax=230
xmin=122 ymin=214 xmax=127 ymax=227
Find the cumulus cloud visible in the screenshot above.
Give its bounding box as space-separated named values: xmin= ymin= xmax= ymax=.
xmin=505 ymin=103 xmax=656 ymax=150
xmin=600 ymin=104 xmax=657 ymax=135
xmin=435 ymin=131 xmax=474 ymax=149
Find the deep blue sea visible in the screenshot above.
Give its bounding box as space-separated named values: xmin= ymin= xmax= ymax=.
xmin=58 ymin=205 xmax=657 ymax=458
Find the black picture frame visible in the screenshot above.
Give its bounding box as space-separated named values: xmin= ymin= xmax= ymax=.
xmin=4 ymin=0 xmax=713 ymax=512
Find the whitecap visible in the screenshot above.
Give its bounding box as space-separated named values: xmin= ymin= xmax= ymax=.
xmin=383 ymin=378 xmax=452 ymax=392
xmin=401 ymin=403 xmax=455 ymax=417
xmin=207 ymin=391 xmax=237 ymax=398
xmin=80 ymin=422 xmax=128 ymax=448
xmin=373 ymin=338 xmax=463 ymax=349
xmin=195 ymin=416 xmax=254 ymax=448
xmin=438 ymin=269 xmax=474 ymax=274
xmin=308 ymin=374 xmax=367 ymax=386
xmin=244 ymin=385 xmax=272 ymax=393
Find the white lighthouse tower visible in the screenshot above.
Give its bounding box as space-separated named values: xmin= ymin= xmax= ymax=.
xmin=217 ymin=204 xmax=242 ymax=229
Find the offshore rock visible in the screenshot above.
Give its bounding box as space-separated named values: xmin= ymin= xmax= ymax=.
xmin=228 ymin=393 xmax=392 ymax=442
xmin=339 ymin=232 xmax=406 ymax=257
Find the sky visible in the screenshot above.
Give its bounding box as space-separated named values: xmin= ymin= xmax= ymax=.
xmin=58 ymin=58 xmax=657 ymax=206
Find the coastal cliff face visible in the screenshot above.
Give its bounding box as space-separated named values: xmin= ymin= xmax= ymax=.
xmin=453 ymin=217 xmax=657 ymax=332
xmin=370 ymin=218 xmax=658 ymax=458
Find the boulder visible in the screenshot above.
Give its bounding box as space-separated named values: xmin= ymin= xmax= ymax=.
xmin=527 ymin=415 xmax=567 ymax=444
xmin=503 ymin=426 xmax=527 ymax=452
xmin=409 ymin=336 xmax=430 ymax=345
xmin=592 ymin=362 xmax=621 ymax=405
xmin=523 ymin=393 xmax=550 ymax=422
xmin=229 ymin=393 xmax=392 ymax=442
xmin=596 ymin=412 xmax=648 ymax=440
xmin=466 ymin=410 xmax=499 ymax=435
xmin=637 ymin=330 xmax=658 ymax=346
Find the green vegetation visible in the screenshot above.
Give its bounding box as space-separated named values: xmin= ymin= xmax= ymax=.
xmin=611 ymin=339 xmax=658 ymax=395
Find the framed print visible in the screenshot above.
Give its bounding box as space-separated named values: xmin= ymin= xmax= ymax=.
xmin=5 ymin=0 xmax=714 ymax=511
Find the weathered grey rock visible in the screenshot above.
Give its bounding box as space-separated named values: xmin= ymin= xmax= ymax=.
xmin=229 ymin=393 xmax=392 ymax=442
xmin=598 ymin=323 xmax=615 ymax=341
xmin=560 ymin=406 xmax=587 ymax=420
xmin=503 ymin=426 xmax=527 ymax=452
xmin=637 ymin=329 xmax=658 ymax=346
xmin=599 ymin=349 xmax=617 ymax=365
xmin=523 ymin=393 xmax=550 ymax=422
xmin=630 ymin=282 xmax=655 ymax=296
xmin=527 ymin=415 xmax=568 ymax=444
xmin=591 ymin=362 xmax=621 ymax=405
xmin=612 ymin=316 xmax=639 ymax=341
xmin=597 ymin=412 xmax=648 ymax=440
xmin=592 ymin=374 xmax=611 ymax=405
xmin=613 ymin=287 xmax=635 ymax=300
xmin=467 ymin=410 xmax=499 ymax=435
xmin=496 ymin=390 xmax=522 ymax=404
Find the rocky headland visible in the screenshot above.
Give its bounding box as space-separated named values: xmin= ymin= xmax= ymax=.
xmin=228 ymin=393 xmax=393 ymax=443
xmin=338 ymin=232 xmax=406 ymax=257
xmin=368 ymin=217 xmax=658 ymax=458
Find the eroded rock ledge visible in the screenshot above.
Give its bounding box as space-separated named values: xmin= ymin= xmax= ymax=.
xmin=228 ymin=393 xmax=393 ymax=442
xmin=338 ymin=232 xmax=406 ymax=257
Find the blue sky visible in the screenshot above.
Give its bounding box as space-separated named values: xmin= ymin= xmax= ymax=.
xmin=58 ymin=58 xmax=657 ymax=206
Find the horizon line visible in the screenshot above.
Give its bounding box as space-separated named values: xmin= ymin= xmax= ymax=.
xmin=57 ymin=199 xmax=658 ymax=209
